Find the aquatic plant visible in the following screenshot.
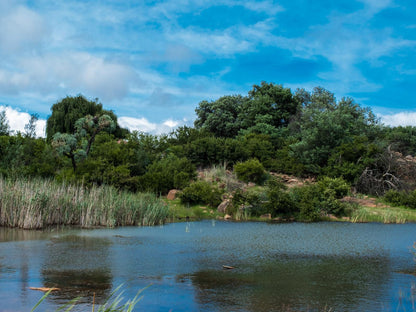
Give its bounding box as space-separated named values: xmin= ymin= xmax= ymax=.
xmin=32 ymin=284 xmax=145 ymax=312
xmin=0 ymin=177 xmax=169 ymax=229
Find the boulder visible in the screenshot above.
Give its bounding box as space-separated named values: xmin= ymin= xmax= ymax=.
xmin=167 ymin=189 xmax=179 ymax=200
xmin=260 ymin=213 xmax=272 ymax=219
xmin=224 ymin=214 xmax=232 ymax=220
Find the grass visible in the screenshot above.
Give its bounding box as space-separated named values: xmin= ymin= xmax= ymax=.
xmin=350 ymin=204 xmax=416 ymax=223
xmin=32 ymin=284 xmax=146 ymax=312
xmin=0 ymin=177 xmax=169 ymax=229
xmin=165 ymin=198 xmax=219 ymax=221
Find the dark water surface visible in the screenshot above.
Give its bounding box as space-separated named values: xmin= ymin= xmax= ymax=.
xmin=0 ymin=221 xmax=415 ymax=311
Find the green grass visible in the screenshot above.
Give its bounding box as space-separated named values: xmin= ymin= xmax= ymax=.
xmin=350 ymin=204 xmax=416 ymax=223
xmin=0 ymin=177 xmax=169 ymax=229
xmin=165 ymin=198 xmax=220 ymax=221
xmin=32 ymin=284 xmax=146 ymax=312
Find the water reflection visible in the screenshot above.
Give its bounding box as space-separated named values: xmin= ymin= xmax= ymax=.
xmin=189 ymin=255 xmax=391 ymax=311
xmin=0 ymin=222 xmax=416 ymax=312
xmin=41 ymin=234 xmax=113 ymax=304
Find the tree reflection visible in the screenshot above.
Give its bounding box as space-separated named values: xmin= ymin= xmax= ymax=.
xmin=189 ymin=255 xmax=393 ymax=312
xmin=41 ymin=234 xmax=113 ymax=304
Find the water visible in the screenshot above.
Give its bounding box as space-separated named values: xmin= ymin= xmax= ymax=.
xmin=0 ymin=221 xmax=415 ymax=311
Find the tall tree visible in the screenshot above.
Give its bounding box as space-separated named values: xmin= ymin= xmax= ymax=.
xmin=46 ymin=95 xmax=127 ymax=141
xmin=24 ymin=113 xmax=39 ymax=138
xmin=195 ymin=95 xmax=247 ymax=138
xmin=0 ymin=109 xmax=10 ymax=136
xmin=52 ymin=114 xmax=116 ymax=172
xmin=290 ymin=87 xmax=380 ymax=173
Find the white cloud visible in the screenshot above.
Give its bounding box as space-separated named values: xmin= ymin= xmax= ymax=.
xmin=118 ymin=116 xmax=184 ymax=134
xmin=0 ymin=52 xmax=139 ymax=101
xmin=0 ymin=5 xmax=49 ymax=54
xmin=0 ymin=106 xmax=46 ymax=137
xmin=380 ymin=112 xmax=416 ymax=127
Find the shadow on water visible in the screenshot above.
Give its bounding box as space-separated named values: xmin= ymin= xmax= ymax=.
xmin=188 ymin=254 xmax=394 ymax=312
xmin=40 ymin=234 xmax=113 ymax=305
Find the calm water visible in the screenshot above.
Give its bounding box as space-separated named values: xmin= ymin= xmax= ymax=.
xmin=0 ymin=221 xmax=415 ymax=311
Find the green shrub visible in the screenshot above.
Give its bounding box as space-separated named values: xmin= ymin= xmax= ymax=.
xmin=266 ymin=178 xmax=297 ymax=216
xmin=317 ymin=176 xmax=350 ymax=199
xmin=234 ymin=158 xmax=267 ymax=184
xmin=179 ymin=181 xmax=223 ymax=207
xmin=140 ymin=155 xmax=196 ymax=194
xmin=231 ymin=188 xmax=269 ymax=216
xmin=384 ymin=189 xmax=408 ymax=207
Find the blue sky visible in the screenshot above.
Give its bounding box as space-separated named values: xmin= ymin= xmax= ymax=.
xmin=0 ymin=0 xmax=415 ymax=135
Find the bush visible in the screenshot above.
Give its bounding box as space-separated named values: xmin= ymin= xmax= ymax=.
xmin=140 ymin=155 xmax=196 ymax=194
xmin=266 ymin=178 xmax=297 ymax=216
xmin=384 ymin=189 xmax=416 ymax=209
xmin=231 ymin=188 xmax=269 ymax=216
xmin=234 ymin=158 xmax=267 ymax=184
xmin=179 ymin=181 xmax=223 ymax=207
xmin=317 ymin=176 xmax=350 ymax=199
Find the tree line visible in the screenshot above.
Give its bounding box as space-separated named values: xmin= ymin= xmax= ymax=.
xmin=1 ymin=83 xmax=415 ymax=204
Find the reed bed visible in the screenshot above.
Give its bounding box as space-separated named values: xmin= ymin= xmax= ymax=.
xmin=0 ymin=177 xmax=169 ymax=229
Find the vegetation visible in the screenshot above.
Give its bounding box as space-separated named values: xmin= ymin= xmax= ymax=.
xmin=1 ymin=82 xmax=416 ymax=227
xmin=0 ymin=177 xmax=168 ymax=229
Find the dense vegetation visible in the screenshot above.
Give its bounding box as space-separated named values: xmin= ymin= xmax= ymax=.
xmin=1 ymin=84 xmax=416 ymax=227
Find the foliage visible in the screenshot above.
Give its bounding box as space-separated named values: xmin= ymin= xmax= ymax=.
xmin=139 ymin=154 xmax=196 ymax=194
xmin=0 ymin=110 xmax=10 ymax=136
xmin=383 ymin=189 xmax=416 ymax=209
xmin=195 ymin=95 xmax=247 ymax=138
xmin=290 ymin=87 xmax=380 ymax=173
xmin=179 ymin=180 xmax=223 ymax=207
xmin=234 ymin=158 xmax=267 ymax=184
xmin=51 ymin=114 xmax=116 ymax=172
xmin=265 ymin=178 xmax=297 ymax=216
xmin=24 ymin=113 xmax=39 ymax=138
xmin=46 ymin=95 xmax=126 ymax=141
xmin=0 ymin=177 xmax=169 ymax=229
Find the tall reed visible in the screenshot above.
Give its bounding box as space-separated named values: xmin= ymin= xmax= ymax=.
xmin=0 ymin=177 xmax=169 ymax=229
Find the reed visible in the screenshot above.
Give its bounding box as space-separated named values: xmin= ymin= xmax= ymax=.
xmin=0 ymin=177 xmax=169 ymax=229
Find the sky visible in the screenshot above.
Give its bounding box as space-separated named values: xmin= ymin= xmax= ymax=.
xmin=0 ymin=0 xmax=416 ymax=136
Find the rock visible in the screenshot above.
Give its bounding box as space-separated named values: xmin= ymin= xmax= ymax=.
xmin=217 ymin=199 xmax=231 ymax=213
xmin=260 ymin=213 xmax=272 ymax=219
xmin=167 ymin=189 xmax=179 ymax=200
xmin=224 ymin=214 xmax=232 ymax=220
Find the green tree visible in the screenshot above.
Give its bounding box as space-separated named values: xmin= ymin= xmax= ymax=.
xmin=0 ymin=109 xmax=10 ymax=136
xmin=46 ymin=95 xmax=126 ymax=141
xmin=243 ymin=82 xmax=299 ymax=129
xmin=52 ymin=114 xmax=115 ymax=172
xmin=24 ymin=113 xmax=39 ymax=138
xmin=290 ymin=88 xmax=380 ymax=173
xmin=195 ymin=95 xmax=247 ymax=138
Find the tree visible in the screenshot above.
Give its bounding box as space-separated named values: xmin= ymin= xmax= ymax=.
xmin=46 ymin=95 xmax=126 ymax=141
xmin=0 ymin=109 xmax=10 ymax=136
xmin=290 ymin=87 xmax=380 ymax=173
xmin=52 ymin=114 xmax=116 ymax=172
xmin=24 ymin=113 xmax=39 ymax=138
xmin=243 ymin=82 xmax=299 ymax=129
xmin=195 ymin=95 xmax=247 ymax=138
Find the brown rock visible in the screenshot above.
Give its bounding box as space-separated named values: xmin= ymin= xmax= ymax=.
xmin=260 ymin=213 xmax=272 ymax=219
xmin=167 ymin=189 xmax=179 ymax=200
xmin=224 ymin=214 xmax=232 ymax=220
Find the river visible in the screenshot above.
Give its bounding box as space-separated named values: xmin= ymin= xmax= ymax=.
xmin=0 ymin=221 xmax=415 ymax=311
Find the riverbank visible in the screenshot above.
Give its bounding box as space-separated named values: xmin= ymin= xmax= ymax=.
xmin=164 ymin=194 xmax=416 ymax=224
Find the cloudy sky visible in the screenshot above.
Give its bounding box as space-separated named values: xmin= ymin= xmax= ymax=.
xmin=0 ymin=0 xmax=415 ymax=136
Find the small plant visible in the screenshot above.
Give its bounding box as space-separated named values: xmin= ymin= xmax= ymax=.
xmin=32 ymin=284 xmax=146 ymax=312
xmin=234 ymin=158 xmax=267 ymax=184
xmin=179 ymin=181 xmax=223 ymax=207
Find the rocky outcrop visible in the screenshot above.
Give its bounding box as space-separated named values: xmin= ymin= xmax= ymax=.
xmin=167 ymin=189 xmax=179 ymax=200
xmin=217 ymin=199 xmax=231 ymax=213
